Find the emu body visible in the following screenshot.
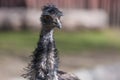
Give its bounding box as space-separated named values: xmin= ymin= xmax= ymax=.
xmin=24 ymin=5 xmax=80 ymax=80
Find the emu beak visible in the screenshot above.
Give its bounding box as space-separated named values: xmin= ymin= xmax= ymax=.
xmin=56 ymin=18 xmax=62 ymax=29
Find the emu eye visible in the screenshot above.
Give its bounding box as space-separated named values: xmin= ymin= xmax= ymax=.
xmin=44 ymin=15 xmax=52 ymax=20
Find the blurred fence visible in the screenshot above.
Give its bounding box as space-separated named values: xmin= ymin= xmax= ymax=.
xmin=27 ymin=0 xmax=120 ymax=26
xmin=0 ymin=0 xmax=120 ymax=30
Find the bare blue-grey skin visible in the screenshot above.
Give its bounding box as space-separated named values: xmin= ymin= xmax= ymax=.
xmin=23 ymin=5 xmax=80 ymax=80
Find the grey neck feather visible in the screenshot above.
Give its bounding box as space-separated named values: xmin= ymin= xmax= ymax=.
xmin=40 ymin=26 xmax=54 ymax=43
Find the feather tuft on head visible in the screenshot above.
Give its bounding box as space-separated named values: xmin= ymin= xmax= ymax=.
xmin=42 ymin=4 xmax=63 ymax=16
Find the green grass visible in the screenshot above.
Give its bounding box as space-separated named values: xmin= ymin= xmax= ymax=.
xmin=0 ymin=30 xmax=120 ymax=55
xmin=55 ymin=30 xmax=120 ymax=53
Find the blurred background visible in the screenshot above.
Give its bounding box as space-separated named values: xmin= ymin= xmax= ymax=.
xmin=0 ymin=0 xmax=120 ymax=80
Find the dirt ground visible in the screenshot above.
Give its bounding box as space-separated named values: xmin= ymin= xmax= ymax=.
xmin=0 ymin=52 xmax=120 ymax=80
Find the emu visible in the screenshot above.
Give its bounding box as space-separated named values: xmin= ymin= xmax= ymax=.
xmin=24 ymin=5 xmax=80 ymax=80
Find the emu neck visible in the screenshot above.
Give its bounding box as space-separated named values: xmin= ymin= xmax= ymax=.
xmin=37 ymin=26 xmax=58 ymax=80
xmin=40 ymin=26 xmax=54 ymax=43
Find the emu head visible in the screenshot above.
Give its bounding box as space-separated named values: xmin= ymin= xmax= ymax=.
xmin=41 ymin=5 xmax=63 ymax=29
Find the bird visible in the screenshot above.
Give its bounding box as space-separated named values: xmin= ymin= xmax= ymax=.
xmin=23 ymin=5 xmax=80 ymax=80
